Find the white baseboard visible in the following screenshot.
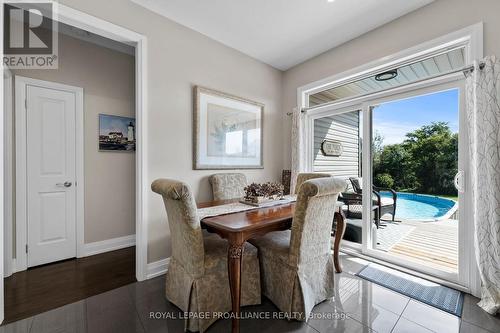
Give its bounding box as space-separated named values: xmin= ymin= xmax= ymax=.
xmin=147 ymin=257 xmax=170 ymax=279
xmin=80 ymin=234 xmax=135 ymax=258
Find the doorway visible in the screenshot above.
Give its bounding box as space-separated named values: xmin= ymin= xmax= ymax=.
xmin=2 ymin=3 xmax=147 ymax=280
xmin=1 ymin=4 xmax=148 ymax=324
xmin=1 ymin=6 xmax=149 ymax=325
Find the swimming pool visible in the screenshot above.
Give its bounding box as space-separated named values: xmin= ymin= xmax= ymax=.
xmin=380 ymin=192 xmax=457 ymax=221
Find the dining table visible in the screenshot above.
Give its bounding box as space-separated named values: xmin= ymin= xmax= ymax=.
xmin=197 ymin=198 xmax=346 ymax=333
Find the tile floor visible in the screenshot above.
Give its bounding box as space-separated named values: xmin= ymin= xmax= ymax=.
xmin=1 ymin=254 xmax=498 ymax=333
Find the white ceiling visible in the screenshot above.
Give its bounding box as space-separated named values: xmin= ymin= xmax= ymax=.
xmin=131 ymin=0 xmax=434 ymax=70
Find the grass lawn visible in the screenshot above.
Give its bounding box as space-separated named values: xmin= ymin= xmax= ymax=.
xmin=437 ymin=194 xmax=458 ymax=201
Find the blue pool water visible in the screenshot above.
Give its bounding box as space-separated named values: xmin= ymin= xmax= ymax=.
xmin=380 ymin=192 xmax=457 ymax=221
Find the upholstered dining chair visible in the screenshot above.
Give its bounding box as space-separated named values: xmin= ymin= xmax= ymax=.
xmin=151 ymin=179 xmax=261 ymax=332
xmin=209 ymin=173 xmax=247 ymax=201
xmin=250 ymin=177 xmax=347 ymax=321
xmin=294 ymin=172 xmax=331 ymax=194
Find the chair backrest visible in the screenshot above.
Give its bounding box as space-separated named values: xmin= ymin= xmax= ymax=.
xmin=209 ymin=173 xmax=247 ymax=201
xmin=289 ymin=177 xmax=347 ymax=267
xmin=151 ymin=179 xmax=204 ymax=277
xmin=294 ymin=173 xmax=331 ymax=195
xmin=349 ymin=177 xmax=363 ymax=194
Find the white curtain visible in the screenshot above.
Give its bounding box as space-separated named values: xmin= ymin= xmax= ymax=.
xmin=465 ymin=56 xmax=500 ymax=315
xmin=290 ymin=107 xmax=306 ymax=194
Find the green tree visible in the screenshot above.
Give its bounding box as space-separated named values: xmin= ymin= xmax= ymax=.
xmin=376 ymin=144 xmax=418 ymax=191
xmin=374 ymin=173 xmax=394 ymax=189
xmin=373 ymin=122 xmax=458 ymax=195
xmin=372 ymin=130 xmax=384 ymax=170
xmin=402 ymin=122 xmax=458 ymax=194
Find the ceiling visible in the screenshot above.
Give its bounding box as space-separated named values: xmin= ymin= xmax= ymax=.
xmin=58 ymin=22 xmax=135 ymax=56
xmin=131 ymin=0 xmax=434 ymax=70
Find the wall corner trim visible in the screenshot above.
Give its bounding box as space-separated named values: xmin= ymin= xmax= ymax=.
xmin=80 ymin=235 xmax=136 ymax=258
xmin=147 ymin=258 xmax=170 ymax=279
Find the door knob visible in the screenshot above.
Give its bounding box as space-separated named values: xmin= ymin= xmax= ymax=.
xmin=56 ymin=181 xmax=72 ymax=188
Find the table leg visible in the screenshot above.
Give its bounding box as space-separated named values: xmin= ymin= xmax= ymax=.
xmin=228 ymin=243 xmax=243 ymax=333
xmin=334 ymin=211 xmax=346 ymax=273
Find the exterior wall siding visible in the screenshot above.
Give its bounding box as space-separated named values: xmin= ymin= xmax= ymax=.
xmin=313 ymin=110 xmax=361 ymax=178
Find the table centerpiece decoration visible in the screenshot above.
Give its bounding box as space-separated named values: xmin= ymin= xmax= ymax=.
xmin=241 ymin=182 xmax=286 ymax=207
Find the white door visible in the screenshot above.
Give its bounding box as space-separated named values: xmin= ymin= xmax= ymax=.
xmin=26 ymin=85 xmax=77 ymax=267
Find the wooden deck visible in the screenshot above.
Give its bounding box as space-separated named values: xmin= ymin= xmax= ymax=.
xmin=378 ymin=219 xmax=458 ymax=273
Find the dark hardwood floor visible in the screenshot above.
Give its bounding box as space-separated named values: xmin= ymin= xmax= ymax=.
xmin=3 ymin=246 xmax=136 ymax=324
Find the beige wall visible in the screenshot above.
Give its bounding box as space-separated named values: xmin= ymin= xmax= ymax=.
xmin=282 ymin=0 xmax=500 ymax=167
xmin=12 ymin=33 xmax=136 ymax=244
xmin=57 ymin=0 xmax=284 ymax=262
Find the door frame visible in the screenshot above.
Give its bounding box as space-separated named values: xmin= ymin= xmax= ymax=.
xmin=305 ymin=74 xmax=476 ymax=292
xmin=298 ymin=23 xmax=482 ymax=296
xmin=15 ymin=76 xmax=84 ymax=271
xmin=5 ymin=3 xmax=149 ymax=281
xmin=52 ymin=4 xmax=149 ymax=282
xmin=3 ymin=68 xmax=13 ymax=277
xmin=0 ymin=31 xmax=7 ymax=325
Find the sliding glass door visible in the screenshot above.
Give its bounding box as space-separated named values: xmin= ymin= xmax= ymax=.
xmin=309 ymin=79 xmax=472 ymax=288
xmin=362 ymin=80 xmax=470 ymax=286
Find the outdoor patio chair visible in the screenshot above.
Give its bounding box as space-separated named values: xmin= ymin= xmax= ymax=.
xmin=348 ymin=177 xmax=397 ymax=224
xmin=339 ymin=191 xmax=383 ymax=228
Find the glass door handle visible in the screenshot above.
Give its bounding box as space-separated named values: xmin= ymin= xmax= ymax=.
xmin=454 ymin=171 xmax=465 ymax=193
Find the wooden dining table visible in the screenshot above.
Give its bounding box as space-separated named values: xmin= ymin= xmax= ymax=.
xmin=197 ymin=199 xmax=346 ymax=333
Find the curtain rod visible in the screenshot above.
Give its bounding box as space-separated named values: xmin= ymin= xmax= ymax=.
xmin=287 ymin=62 xmax=485 ymax=116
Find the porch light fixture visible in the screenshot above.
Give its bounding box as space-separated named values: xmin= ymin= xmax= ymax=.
xmin=375 ymin=69 xmax=398 ymax=81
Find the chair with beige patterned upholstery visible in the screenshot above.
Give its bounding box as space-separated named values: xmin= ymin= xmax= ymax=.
xmin=209 ymin=173 xmax=247 ymax=201
xmin=151 ymin=179 xmax=261 ymax=332
xmin=294 ymin=172 xmax=331 ymax=194
xmin=250 ymin=177 xmax=347 ymax=321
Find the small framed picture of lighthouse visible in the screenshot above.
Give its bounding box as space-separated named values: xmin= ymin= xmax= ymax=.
xmin=99 ymin=114 xmax=136 ymax=152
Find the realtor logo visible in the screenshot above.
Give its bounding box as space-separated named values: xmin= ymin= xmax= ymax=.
xmin=3 ymin=1 xmax=58 ymax=69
